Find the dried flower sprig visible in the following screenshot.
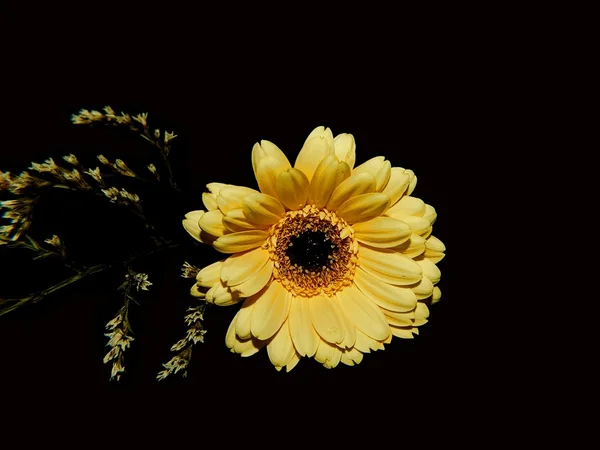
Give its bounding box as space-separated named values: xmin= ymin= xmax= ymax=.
xmin=0 ymin=197 xmax=37 ymax=243
xmin=72 ymin=106 xmax=177 ymax=188
xmin=180 ymin=261 xmax=200 ymax=279
xmin=157 ymin=301 xmax=207 ymax=381
xmin=1 ymin=155 xmax=150 ymax=243
xmin=103 ymin=270 xmax=152 ymax=381
xmin=96 ymin=154 xmax=138 ymax=179
xmin=156 ymin=261 xmax=206 ymax=381
xmin=1 ymin=106 xmax=200 ymax=383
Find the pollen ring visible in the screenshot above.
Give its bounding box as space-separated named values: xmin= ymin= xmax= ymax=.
xmin=265 ymin=205 xmax=358 ymax=297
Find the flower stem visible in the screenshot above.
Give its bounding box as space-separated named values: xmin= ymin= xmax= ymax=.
xmin=35 ymin=263 xmax=109 ymax=300
xmin=0 ymin=263 xmax=108 ymax=317
xmin=161 ymin=152 xmax=177 ymax=190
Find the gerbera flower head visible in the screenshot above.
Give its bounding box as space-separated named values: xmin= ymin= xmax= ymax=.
xmin=183 ymin=126 xmax=445 ymax=371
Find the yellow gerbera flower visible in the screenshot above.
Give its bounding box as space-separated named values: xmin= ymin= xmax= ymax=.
xmin=183 ymin=126 xmax=445 ymax=371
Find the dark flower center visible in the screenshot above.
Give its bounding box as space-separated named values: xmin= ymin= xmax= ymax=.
xmin=285 ymin=230 xmax=333 ymax=272
xmin=267 ymin=205 xmax=358 ymax=297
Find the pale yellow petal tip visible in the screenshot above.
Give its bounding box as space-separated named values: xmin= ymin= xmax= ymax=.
xmin=190 ymin=284 xmax=206 ymax=298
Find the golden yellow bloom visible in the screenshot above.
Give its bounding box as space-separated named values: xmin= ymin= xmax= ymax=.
xmin=183 ymin=126 xmax=445 ymax=371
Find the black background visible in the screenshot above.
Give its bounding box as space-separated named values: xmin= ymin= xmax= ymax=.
xmin=0 ymin=10 xmax=502 ymax=435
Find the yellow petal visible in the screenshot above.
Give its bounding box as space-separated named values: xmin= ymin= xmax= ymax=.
xmin=288 ymin=297 xmax=319 ymax=357
xmin=251 ymin=140 xmax=291 ymax=177
xmin=333 ymin=133 xmax=356 ymax=170
xmin=415 ymin=255 xmax=441 ymax=285
xmin=226 ymin=314 xmax=264 ymax=356
xmin=401 ymin=216 xmax=431 ymax=235
xmin=382 ymin=309 xmax=415 ymax=327
xmin=394 ymin=234 xmax=426 ymax=258
xmin=340 ymin=347 xmax=364 ymax=366
xmin=336 ymin=193 xmax=390 ymax=224
xmin=326 ymin=172 xmax=376 ymax=212
xmin=358 ymin=244 xmax=422 ymax=285
xmin=409 ymin=276 xmax=434 ymax=300
xmin=202 ymin=192 xmax=218 ymax=211
xmin=255 ymin=156 xmax=290 ymax=199
xmin=382 ymin=167 xmax=410 ymax=207
xmin=323 ymin=345 xmax=342 ymax=369
xmin=250 ymin=281 xmax=291 ymax=341
xmin=225 ymin=313 xmax=240 ymax=349
xmin=235 ymin=296 xmax=258 ymax=339
xmin=294 ymin=128 xmax=333 ymax=181
xmin=242 ymin=193 xmax=285 ymax=225
xmin=353 ymin=268 xmax=418 ymax=312
xmin=213 ymin=230 xmax=268 ymax=254
xmin=352 ymin=216 xmax=412 ymax=248
xmin=425 ymin=235 xmax=446 ymax=252
xmin=352 ymin=156 xmax=391 ymax=191
xmin=423 ymin=204 xmax=437 ymax=225
xmin=337 ymin=297 xmax=356 ymax=349
xmin=406 ymin=170 xmax=417 ymax=195
xmin=196 ymin=260 xmax=224 ymax=287
xmin=222 ymin=208 xmax=270 ymax=232
xmin=422 ymin=227 xmax=433 ymax=240
xmin=308 ymin=155 xmax=351 ymax=209
xmin=205 ymin=281 xmax=241 ymax=306
xmin=305 ymin=126 xmax=334 ymax=146
xmin=190 ymin=283 xmax=206 ymax=298
xmin=424 ymin=235 xmax=446 ymax=263
xmin=390 ymin=326 xmax=415 ymax=339
xmin=413 ymin=302 xmax=430 ymax=326
xmin=314 ymin=339 xmax=333 ymax=365
xmin=285 ymin=351 xmax=301 ymax=372
xmin=385 ymin=195 xmax=426 ymax=218
xmin=221 ymin=246 xmax=270 ymax=286
xmin=308 ymin=293 xmax=346 ymax=345
xmin=182 ymin=210 xmax=205 ymax=243
xmin=198 ymin=209 xmax=225 ymax=237
xmin=336 ymin=283 xmax=391 ymax=341
xmin=276 ymin=168 xmax=309 ymax=211
xmin=266 ymin=319 xmax=295 ymax=368
xmin=431 ymin=286 xmax=442 ymax=305
xmin=354 ymin=329 xmax=385 ymax=352
xmin=206 ymin=182 xmax=227 ymax=195
xmin=240 ymin=342 xmax=263 ymax=357
xmin=216 ymin=185 xmax=260 ymax=214
xmin=231 ymin=259 xmax=273 ymax=297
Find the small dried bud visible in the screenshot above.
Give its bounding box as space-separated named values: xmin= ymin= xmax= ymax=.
xmin=129 ymin=272 xmax=152 ymax=291
xmin=30 ymin=158 xmax=59 ymax=174
xmin=133 ymin=113 xmax=148 ymax=127
xmin=164 ymin=131 xmax=177 ymax=144
xmin=101 ymin=187 xmax=120 ymax=202
xmin=117 ymin=113 xmax=132 ymax=125
xmin=44 ymin=235 xmax=62 ymax=248
xmin=154 ymin=129 xmax=160 ymax=139
xmin=0 ymin=224 xmax=15 ymax=236
xmin=181 ymin=262 xmax=200 ymax=279
xmin=97 ymin=155 xmax=110 ymax=165
xmin=119 ymin=189 xmax=140 ymax=204
xmin=103 ymin=105 xmax=116 ymax=117
xmin=1 ymin=170 xmax=14 ymax=190
xmin=103 ymin=346 xmax=120 ymax=364
xmin=84 ymin=167 xmax=103 ymax=184
xmin=147 ymin=163 xmax=160 ymax=180
xmin=114 ymin=159 xmax=136 ymax=177
xmin=62 ymin=154 xmax=79 ymax=166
